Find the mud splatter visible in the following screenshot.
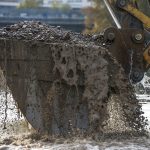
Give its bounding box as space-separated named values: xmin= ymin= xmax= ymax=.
xmin=0 ymin=21 xmax=147 ymax=138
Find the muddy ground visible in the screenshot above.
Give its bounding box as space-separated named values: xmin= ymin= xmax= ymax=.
xmin=0 ymin=21 xmax=148 ymax=142
xmin=0 ymin=131 xmax=150 ymax=150
xmin=0 ymin=93 xmax=149 ymax=150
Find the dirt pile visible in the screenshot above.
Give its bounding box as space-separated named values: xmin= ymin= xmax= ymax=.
xmin=0 ymin=21 xmax=147 ymax=137
xmin=0 ymin=21 xmax=104 ymax=45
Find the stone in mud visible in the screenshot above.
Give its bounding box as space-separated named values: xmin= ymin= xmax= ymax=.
xmin=0 ymin=21 xmax=147 ymax=136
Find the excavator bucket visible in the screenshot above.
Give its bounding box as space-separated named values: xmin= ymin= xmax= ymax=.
xmin=103 ymin=0 xmax=150 ymax=83
xmin=0 ymin=22 xmax=146 ymax=136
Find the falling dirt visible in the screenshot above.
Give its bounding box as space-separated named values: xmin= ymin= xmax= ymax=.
xmin=0 ymin=132 xmax=150 ymax=150
xmin=0 ymin=21 xmax=148 ymax=140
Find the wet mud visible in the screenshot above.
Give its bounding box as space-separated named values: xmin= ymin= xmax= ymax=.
xmin=0 ymin=21 xmax=147 ymax=138
xmin=0 ymin=132 xmax=150 ymax=150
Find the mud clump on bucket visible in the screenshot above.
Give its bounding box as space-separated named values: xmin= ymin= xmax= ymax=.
xmin=0 ymin=21 xmax=147 ymax=138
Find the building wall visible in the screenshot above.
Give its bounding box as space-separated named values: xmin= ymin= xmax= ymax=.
xmin=43 ymin=0 xmax=91 ymax=8
xmin=0 ymin=0 xmax=91 ymax=8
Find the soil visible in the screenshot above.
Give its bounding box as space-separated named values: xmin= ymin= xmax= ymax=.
xmin=0 ymin=21 xmax=147 ymax=138
xmin=0 ymin=132 xmax=150 ymax=150
xmin=0 ymin=21 xmax=105 ymax=46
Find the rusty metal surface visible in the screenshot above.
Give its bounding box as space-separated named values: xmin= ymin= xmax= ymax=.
xmin=104 ymin=27 xmax=145 ymax=82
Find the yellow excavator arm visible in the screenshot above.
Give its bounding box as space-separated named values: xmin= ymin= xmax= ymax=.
xmin=105 ymin=0 xmax=150 ymax=28
xmin=123 ymin=4 xmax=150 ymax=28
xmin=118 ymin=0 xmax=150 ymax=29
xmin=103 ymin=0 xmax=150 ymax=83
xmin=116 ymin=0 xmax=150 ymax=68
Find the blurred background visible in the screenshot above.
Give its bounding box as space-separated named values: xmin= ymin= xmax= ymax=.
xmin=0 ymin=0 xmax=111 ymax=33
xmin=0 ymin=0 xmax=149 ymax=33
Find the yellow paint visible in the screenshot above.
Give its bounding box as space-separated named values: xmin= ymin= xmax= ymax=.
xmin=106 ymin=1 xmax=150 ymax=66
xmin=123 ymin=4 xmax=150 ymax=28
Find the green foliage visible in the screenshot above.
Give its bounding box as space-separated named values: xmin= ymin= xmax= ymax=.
xmin=83 ymin=0 xmax=150 ymax=34
xmin=18 ymin=0 xmax=42 ymax=9
xmin=137 ymin=0 xmax=150 ymax=16
xmin=51 ymin=0 xmax=71 ymax=12
xmin=61 ymin=3 xmax=71 ymax=12
xmin=51 ymin=0 xmax=60 ymax=9
xmin=83 ymin=0 xmax=111 ymax=34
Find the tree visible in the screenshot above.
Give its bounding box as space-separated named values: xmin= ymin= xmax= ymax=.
xmin=83 ymin=0 xmax=111 ymax=34
xmin=136 ymin=0 xmax=150 ymax=17
xmin=18 ymin=0 xmax=43 ymax=8
xmin=83 ymin=0 xmax=150 ymax=34
xmin=51 ymin=0 xmax=71 ymax=12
